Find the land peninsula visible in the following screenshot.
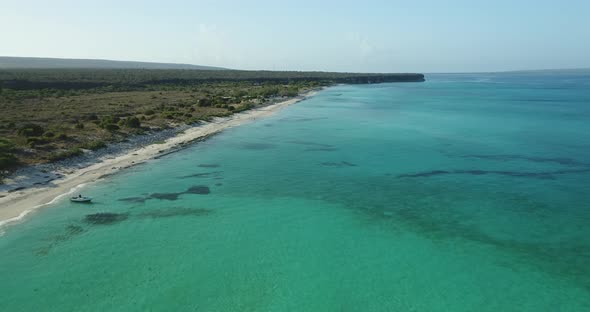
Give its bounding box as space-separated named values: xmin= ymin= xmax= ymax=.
xmin=0 ymin=57 xmax=424 ymax=226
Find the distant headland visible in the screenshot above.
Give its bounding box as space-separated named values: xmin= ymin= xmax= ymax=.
xmin=0 ymin=56 xmax=228 ymax=70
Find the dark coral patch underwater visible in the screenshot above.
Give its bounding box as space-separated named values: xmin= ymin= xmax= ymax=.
xmin=35 ymin=225 xmax=88 ymax=256
xmin=321 ymin=161 xmax=357 ymax=167
xmin=462 ymin=154 xmax=587 ymax=166
xmin=118 ymin=185 xmax=211 ymax=203
xmin=150 ymin=193 xmax=181 ymax=200
xmin=118 ymin=197 xmax=147 ymax=204
xmin=137 ymin=207 xmax=212 ymax=219
xmin=178 ymin=171 xmax=223 ymax=179
xmin=185 ymin=185 xmax=210 ymax=194
xmin=197 ymin=164 xmax=221 ymax=168
xmin=305 ymin=147 xmax=339 ymax=152
xmin=84 ymin=213 xmax=129 ymax=225
xmin=397 ymin=168 xmax=590 ymax=179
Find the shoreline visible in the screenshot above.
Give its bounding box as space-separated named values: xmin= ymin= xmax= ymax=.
xmin=0 ymin=89 xmax=320 ymax=230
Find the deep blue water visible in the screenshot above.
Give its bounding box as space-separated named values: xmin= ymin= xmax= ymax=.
xmin=1 ymin=72 xmax=590 ymax=311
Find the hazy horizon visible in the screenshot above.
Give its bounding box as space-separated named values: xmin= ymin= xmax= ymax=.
xmin=2 ymin=0 xmax=589 ymax=73
xmin=2 ymin=56 xmax=590 ymax=74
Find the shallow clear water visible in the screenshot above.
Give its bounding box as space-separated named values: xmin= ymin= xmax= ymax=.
xmin=2 ymin=73 xmax=590 ymax=311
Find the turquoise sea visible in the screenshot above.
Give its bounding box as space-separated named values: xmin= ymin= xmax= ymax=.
xmin=2 ymin=72 xmax=590 ymax=311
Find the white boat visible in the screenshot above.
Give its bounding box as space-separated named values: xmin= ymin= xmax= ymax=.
xmin=71 ymin=195 xmax=92 ymax=203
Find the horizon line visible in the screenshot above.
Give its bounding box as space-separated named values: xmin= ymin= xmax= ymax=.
xmin=1 ymin=55 xmax=589 ymax=74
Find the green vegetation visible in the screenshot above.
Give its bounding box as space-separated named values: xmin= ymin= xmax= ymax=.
xmin=0 ymin=68 xmax=424 ymax=172
xmin=17 ymin=123 xmax=45 ymax=137
xmin=80 ymin=140 xmax=107 ymax=151
xmin=48 ymin=148 xmax=84 ymax=162
xmin=0 ymin=138 xmax=19 ymax=178
xmin=121 ymin=117 xmax=141 ymax=128
xmin=0 ymin=68 xmax=423 ymax=93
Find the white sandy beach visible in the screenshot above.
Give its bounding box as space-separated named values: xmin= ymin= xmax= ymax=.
xmin=0 ymin=90 xmax=318 ymax=229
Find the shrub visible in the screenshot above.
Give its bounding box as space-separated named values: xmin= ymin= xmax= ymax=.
xmin=260 ymin=86 xmax=280 ymax=97
xmin=144 ymin=109 xmax=155 ymax=116
xmin=197 ymin=98 xmax=212 ymax=107
xmin=74 ymin=123 xmax=85 ymax=129
xmin=104 ymin=124 xmax=120 ymax=131
xmin=80 ymin=140 xmax=107 ymax=151
xmin=280 ymin=88 xmax=299 ymax=97
xmin=0 ymin=138 xmax=18 ymax=172
xmin=48 ymin=148 xmax=83 ymax=161
xmin=99 ymin=116 xmax=119 ymax=128
xmin=26 ymin=137 xmax=49 ymax=147
xmin=123 ymin=117 xmax=141 ymax=128
xmin=235 ymin=103 xmax=254 ymax=113
xmin=17 ymin=123 xmax=45 ymax=137
xmin=162 ymin=112 xmax=175 ymax=120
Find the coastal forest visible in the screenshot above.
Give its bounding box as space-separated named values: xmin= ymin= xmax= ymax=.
xmin=0 ymin=68 xmax=424 ymax=177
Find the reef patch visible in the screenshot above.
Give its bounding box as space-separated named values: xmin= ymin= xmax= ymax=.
xmin=321 ymin=161 xmax=357 ymax=167
xmin=138 ymin=207 xmax=212 ymax=219
xmin=84 ymin=213 xmax=129 ymax=225
xmin=198 ymin=164 xmax=221 ymax=168
xmin=185 ymin=185 xmax=210 ymax=195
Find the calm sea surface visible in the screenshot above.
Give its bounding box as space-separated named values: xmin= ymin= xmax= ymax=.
xmin=2 ymin=72 xmax=590 ymax=311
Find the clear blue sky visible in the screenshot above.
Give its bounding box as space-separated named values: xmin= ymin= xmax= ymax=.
xmin=1 ymin=0 xmax=589 ymax=72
